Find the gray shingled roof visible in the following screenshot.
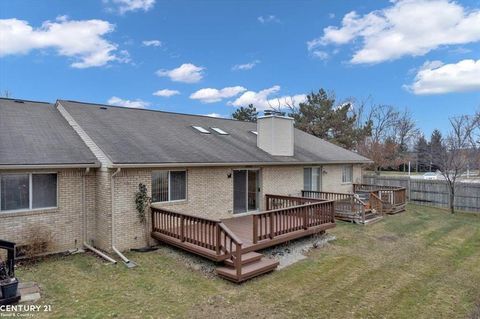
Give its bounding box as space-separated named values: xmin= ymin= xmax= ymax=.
xmin=59 ymin=100 xmax=371 ymax=165
xmin=0 ymin=99 xmax=99 ymax=167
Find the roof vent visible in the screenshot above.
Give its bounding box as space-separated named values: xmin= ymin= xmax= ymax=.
xmin=192 ymin=126 xmax=211 ymax=134
xmin=13 ymin=100 xmax=25 ymax=104
xmin=211 ymin=127 xmax=228 ymax=135
xmin=264 ymin=110 xmax=285 ymax=116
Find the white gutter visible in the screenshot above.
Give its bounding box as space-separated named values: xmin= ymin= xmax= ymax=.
xmin=0 ymin=163 xmax=100 ymax=170
xmin=110 ymin=168 xmax=135 ymax=266
xmin=81 ymin=167 xmax=117 ymax=264
xmin=110 ymin=160 xmax=373 ymax=169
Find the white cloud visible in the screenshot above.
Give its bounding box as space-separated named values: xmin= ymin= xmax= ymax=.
xmin=106 ymin=0 xmax=155 ymax=14
xmin=232 ymin=60 xmax=260 ymax=71
xmin=309 ymin=0 xmax=480 ymax=64
xmin=0 ymin=17 xmax=126 ymax=68
xmin=258 ymin=15 xmax=280 ymax=24
xmin=407 ymin=59 xmax=480 ymax=95
xmin=142 ymin=40 xmax=161 ymax=47
xmin=107 ymin=96 xmax=150 ymax=108
xmin=203 ymin=113 xmax=225 ymax=118
xmin=153 ymin=89 xmax=180 ymax=97
xmin=156 ymin=63 xmax=205 ymax=83
xmin=311 ymin=50 xmax=329 ymax=60
xmin=190 ymin=86 xmax=246 ymax=103
xmin=229 ymin=85 xmax=306 ymax=110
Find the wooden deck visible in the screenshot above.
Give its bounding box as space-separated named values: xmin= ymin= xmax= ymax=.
xmin=301 ymin=184 xmax=407 ymax=224
xmin=151 ymin=195 xmax=335 ymax=282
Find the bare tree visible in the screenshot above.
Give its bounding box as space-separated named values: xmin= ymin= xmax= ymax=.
xmin=434 ymin=114 xmax=480 ymax=213
xmin=1 ymin=90 xmax=12 ymax=98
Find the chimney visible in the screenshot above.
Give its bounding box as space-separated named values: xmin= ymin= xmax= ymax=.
xmin=257 ymin=114 xmax=294 ymax=156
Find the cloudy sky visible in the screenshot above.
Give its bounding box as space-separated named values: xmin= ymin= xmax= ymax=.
xmin=1 ymin=0 xmax=479 ymax=135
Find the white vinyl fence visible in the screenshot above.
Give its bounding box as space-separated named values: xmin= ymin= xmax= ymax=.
xmin=362 ymin=175 xmax=480 ymax=212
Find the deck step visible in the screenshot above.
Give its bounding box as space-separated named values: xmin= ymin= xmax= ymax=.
xmin=361 ymin=215 xmax=384 ymax=225
xmin=223 ymin=252 xmax=263 ymax=267
xmin=216 ymin=257 xmax=279 ymax=283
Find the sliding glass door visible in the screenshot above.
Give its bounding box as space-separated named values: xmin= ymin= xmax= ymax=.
xmin=233 ymin=169 xmax=260 ymax=214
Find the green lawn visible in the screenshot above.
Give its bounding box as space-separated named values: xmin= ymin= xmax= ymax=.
xmin=17 ymin=205 xmax=480 ymax=319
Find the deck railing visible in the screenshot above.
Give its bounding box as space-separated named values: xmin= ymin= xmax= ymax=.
xmin=353 ymin=183 xmax=407 ymax=213
xmin=151 ymin=207 xmax=243 ymax=271
xmin=265 ymin=194 xmax=325 ymax=211
xmin=253 ymin=197 xmax=335 ymax=244
xmin=301 ymin=190 xmax=367 ymax=223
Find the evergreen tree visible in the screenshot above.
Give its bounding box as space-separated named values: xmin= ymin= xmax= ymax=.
xmin=289 ymin=89 xmax=371 ymax=150
xmin=232 ymin=104 xmax=258 ymax=122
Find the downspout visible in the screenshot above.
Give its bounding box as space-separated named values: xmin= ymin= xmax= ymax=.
xmin=110 ymin=168 xmax=136 ymax=266
xmin=82 ymin=167 xmax=117 ymax=263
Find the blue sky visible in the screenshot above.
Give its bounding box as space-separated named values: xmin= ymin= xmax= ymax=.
xmin=1 ymin=0 xmax=479 ymax=136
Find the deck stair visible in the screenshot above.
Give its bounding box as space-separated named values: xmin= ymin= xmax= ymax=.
xmin=216 ymin=252 xmax=279 ymax=283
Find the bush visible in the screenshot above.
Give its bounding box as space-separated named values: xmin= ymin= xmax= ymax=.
xmin=17 ymin=225 xmax=55 ymax=258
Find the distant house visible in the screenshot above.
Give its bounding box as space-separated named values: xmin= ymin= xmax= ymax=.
xmin=0 ymin=98 xmax=373 ymax=279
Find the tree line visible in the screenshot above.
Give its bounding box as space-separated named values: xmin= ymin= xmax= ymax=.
xmin=232 ymin=89 xmax=480 ymax=213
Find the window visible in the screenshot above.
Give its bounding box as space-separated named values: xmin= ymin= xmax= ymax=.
xmin=0 ymin=173 xmax=57 ymax=212
xmin=211 ymin=127 xmax=228 ymax=135
xmin=342 ymin=165 xmax=353 ymax=183
xmin=152 ymin=170 xmax=187 ymax=202
xmin=303 ymin=167 xmax=321 ymax=191
xmin=192 ymin=126 xmax=210 ymax=134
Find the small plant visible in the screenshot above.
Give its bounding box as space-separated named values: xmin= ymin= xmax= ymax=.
xmin=135 ymin=183 xmax=151 ymax=224
xmin=19 ymin=225 xmax=55 ymax=258
xmin=135 ymin=183 xmax=152 ymax=248
xmin=0 ymin=258 xmax=8 ymax=281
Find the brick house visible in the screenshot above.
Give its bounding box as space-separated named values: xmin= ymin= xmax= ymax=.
xmin=0 ymin=98 xmax=370 ymax=257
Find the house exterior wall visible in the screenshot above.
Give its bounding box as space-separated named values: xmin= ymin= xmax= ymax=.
xmin=0 ymin=164 xmax=364 ymax=254
xmin=321 ymin=164 xmax=362 ymax=193
xmin=0 ymin=169 xmax=95 ymax=254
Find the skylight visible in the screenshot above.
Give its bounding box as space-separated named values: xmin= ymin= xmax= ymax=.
xmin=250 ymin=131 xmax=258 ymax=135
xmin=192 ymin=126 xmax=210 ymax=134
xmin=211 ymin=127 xmax=229 ymax=135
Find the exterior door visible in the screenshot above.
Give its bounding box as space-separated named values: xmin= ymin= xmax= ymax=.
xmin=233 ymin=169 xmax=260 ymax=214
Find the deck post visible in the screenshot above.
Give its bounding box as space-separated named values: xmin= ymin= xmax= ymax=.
xmin=253 ymin=215 xmax=258 ymax=244
xmin=235 ymin=242 xmax=242 ymax=279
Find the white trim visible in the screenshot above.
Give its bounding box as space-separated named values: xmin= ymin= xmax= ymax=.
xmin=111 ymin=160 xmax=371 ymax=169
xmin=56 ymin=101 xmax=112 ymax=167
xmin=0 ymin=163 xmax=99 ymax=170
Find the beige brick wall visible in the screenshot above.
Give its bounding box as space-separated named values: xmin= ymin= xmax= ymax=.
xmin=113 ymin=167 xmax=234 ymax=251
xmin=0 ymin=164 xmax=364 ymax=254
xmin=321 ymin=164 xmax=362 ymax=193
xmin=261 ymin=166 xmax=304 ymax=209
xmin=0 ymin=169 xmax=95 ymax=254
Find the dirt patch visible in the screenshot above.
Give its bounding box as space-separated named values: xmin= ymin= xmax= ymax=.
xmin=471 ymin=300 xmax=480 ymax=319
xmin=377 ymin=235 xmax=399 ymax=242
xmin=261 ymin=233 xmax=336 ymax=269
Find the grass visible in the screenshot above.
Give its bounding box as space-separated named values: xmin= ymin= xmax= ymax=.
xmin=17 ymin=204 xmax=480 ymax=319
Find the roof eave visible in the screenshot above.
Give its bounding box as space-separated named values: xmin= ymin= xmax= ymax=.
xmin=0 ymin=163 xmax=101 ymax=170
xmin=110 ymin=160 xmax=372 ymax=168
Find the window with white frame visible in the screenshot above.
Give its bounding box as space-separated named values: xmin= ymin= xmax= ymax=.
xmin=151 ymin=170 xmax=187 ymax=202
xmin=342 ymin=165 xmax=353 ymax=183
xmin=303 ymin=167 xmax=321 ymax=191
xmin=0 ymin=173 xmax=57 ymax=212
